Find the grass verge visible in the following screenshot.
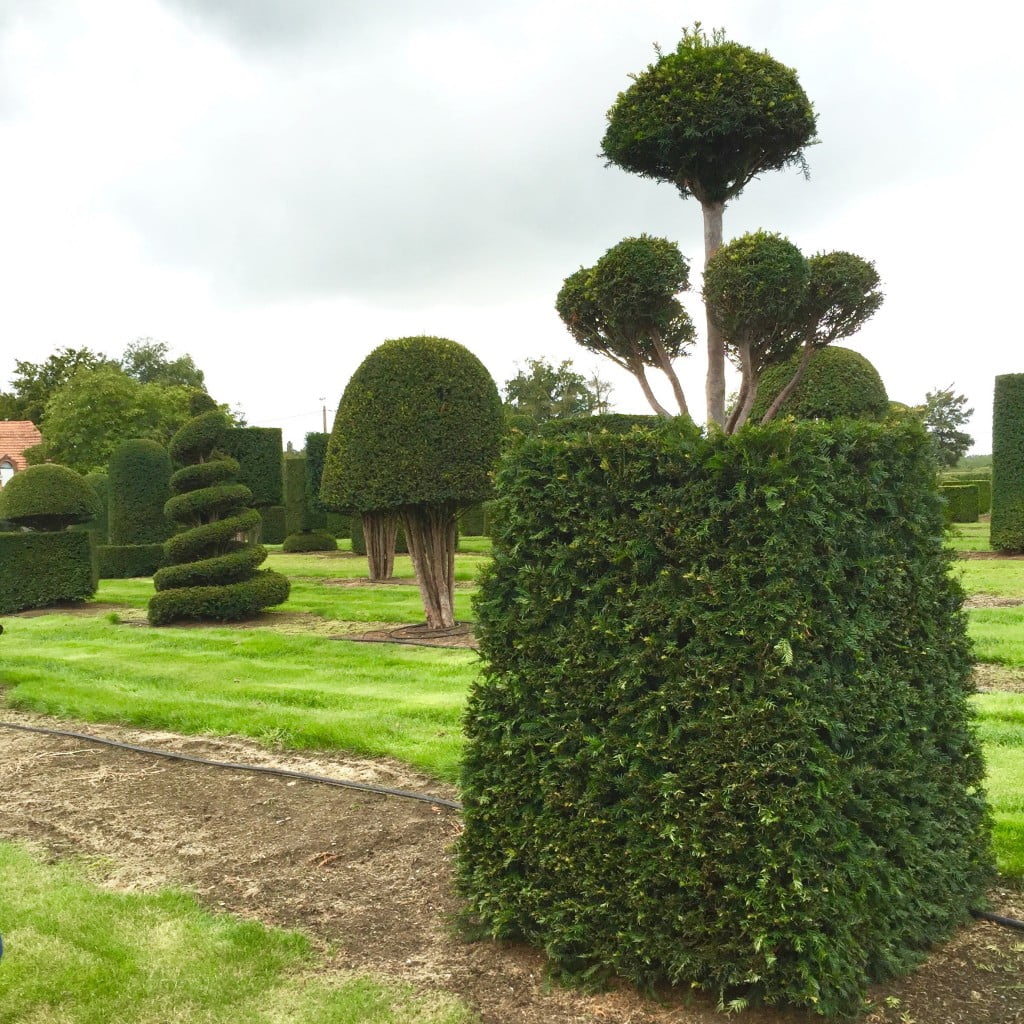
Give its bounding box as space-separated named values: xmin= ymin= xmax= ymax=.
xmin=0 ymin=841 xmax=472 ymax=1024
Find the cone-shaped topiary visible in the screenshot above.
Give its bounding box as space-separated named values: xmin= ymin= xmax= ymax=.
xmin=322 ymin=336 xmax=503 ymax=628
xmin=0 ymin=463 xmax=100 ymax=531
xmin=147 ymin=394 xmax=290 ymax=625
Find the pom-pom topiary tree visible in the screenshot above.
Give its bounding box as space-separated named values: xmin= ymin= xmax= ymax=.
xmin=147 ymin=394 xmax=290 ymax=625
xmin=991 ymin=373 xmax=1024 ymax=552
xmin=321 ymin=337 xmax=503 ymax=629
xmin=749 ymin=345 xmax=889 ymax=423
xmin=0 ymin=463 xmax=100 ymax=532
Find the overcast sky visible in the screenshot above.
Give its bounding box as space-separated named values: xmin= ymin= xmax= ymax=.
xmin=1 ymin=0 xmax=1021 ymax=451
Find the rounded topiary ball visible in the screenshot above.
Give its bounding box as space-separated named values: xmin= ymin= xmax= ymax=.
xmin=321 ymin=336 xmax=503 ymax=513
xmin=0 ymin=463 xmax=101 ymax=531
xmin=750 ymin=345 xmax=889 ymax=422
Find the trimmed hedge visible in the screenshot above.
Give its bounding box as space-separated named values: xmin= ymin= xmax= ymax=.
xmin=283 ymin=455 xmax=308 ymax=537
xmin=98 ymin=543 xmax=166 ymax=579
xmin=325 ymin=511 xmax=349 ymax=539
xmin=282 ymin=530 xmax=338 ymax=552
xmin=260 ymin=505 xmax=287 ymax=544
xmin=149 ymin=399 xmax=289 ymax=625
xmin=941 ymin=472 xmax=991 ymax=515
xmin=458 ymin=504 xmax=486 ymax=536
xmin=221 ymin=427 xmax=284 ymax=508
xmin=459 ymin=420 xmax=991 ymax=1017
xmin=108 ymin=439 xmax=172 ymax=545
xmin=304 ymin=432 xmax=330 ymax=529
xmin=749 ymin=345 xmax=889 ymax=422
xmin=940 ymin=483 xmax=979 ymax=524
xmin=0 ymin=464 xmax=100 ymax=532
xmin=84 ymin=471 xmax=109 ymax=543
xmin=991 ymin=373 xmax=1024 ymax=552
xmin=0 ymin=531 xmax=97 ymax=613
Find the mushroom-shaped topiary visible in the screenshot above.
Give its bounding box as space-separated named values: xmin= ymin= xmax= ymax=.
xmin=322 ymin=336 xmax=503 ymax=629
xmin=0 ymin=464 xmax=100 ymax=531
xmin=749 ymin=345 xmax=889 ymax=423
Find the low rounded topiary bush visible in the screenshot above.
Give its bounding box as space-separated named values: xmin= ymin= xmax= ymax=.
xmin=282 ymin=530 xmax=338 ymax=553
xmin=0 ymin=464 xmax=100 ymax=531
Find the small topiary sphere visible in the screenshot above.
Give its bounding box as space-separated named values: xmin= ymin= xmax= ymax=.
xmin=0 ymin=463 xmax=100 ymax=531
xmin=321 ymin=336 xmax=503 ymax=513
xmin=282 ymin=530 xmax=338 ymax=553
xmin=750 ymin=345 xmax=889 ymax=422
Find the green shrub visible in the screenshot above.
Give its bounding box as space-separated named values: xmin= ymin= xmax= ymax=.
xmin=458 ymin=504 xmax=486 ymax=536
xmin=148 ymin=398 xmax=289 ymax=625
xmin=0 ymin=531 xmax=97 ymax=613
xmin=325 ymin=511 xmax=349 ymax=539
xmin=107 ymin=439 xmax=172 ymax=545
xmin=459 ymin=420 xmax=991 ymax=1017
xmin=749 ymin=345 xmax=889 ymax=422
xmin=283 ymin=455 xmax=308 ymax=537
xmin=260 ymin=505 xmax=286 ymax=544
xmin=535 ymin=413 xmax=661 ymax=438
xmin=991 ymin=373 xmax=1024 ymax=552
xmin=98 ymin=543 xmax=166 ymax=579
xmin=282 ymin=530 xmax=338 ymax=552
xmin=220 ymin=427 xmax=284 ymax=508
xmin=84 ymin=471 xmax=109 ymax=543
xmin=0 ymin=464 xmax=100 ymax=532
xmin=304 ymin=432 xmax=330 ymax=530
xmin=940 ymin=483 xmax=979 ymax=524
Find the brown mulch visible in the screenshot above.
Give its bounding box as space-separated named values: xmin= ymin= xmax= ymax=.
xmin=961 ymin=551 xmax=1024 ymax=559
xmin=1 ymin=708 xmax=1021 ymax=1024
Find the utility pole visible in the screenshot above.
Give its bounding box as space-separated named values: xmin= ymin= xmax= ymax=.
xmin=319 ymin=397 xmax=327 ymax=434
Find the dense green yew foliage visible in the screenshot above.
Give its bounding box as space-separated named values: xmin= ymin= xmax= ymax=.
xmin=940 ymin=472 xmax=991 ymax=515
xmin=221 ymin=427 xmax=284 ymax=508
xmin=303 ymin=432 xmax=330 ymax=530
xmin=97 ymin=543 xmax=166 ymax=579
xmin=0 ymin=464 xmax=100 ymax=532
xmin=460 ymin=421 xmax=991 ymax=1017
xmin=260 ymin=505 xmax=286 ymax=544
xmin=108 ymin=439 xmax=172 ymax=544
xmin=0 ymin=531 xmax=97 ymax=613
xmin=991 ymin=373 xmax=1024 ymax=552
xmin=281 ymin=530 xmax=336 ymax=552
xmin=84 ymin=471 xmax=109 ymax=543
xmin=147 ymin=398 xmax=289 ymax=625
xmin=749 ymin=346 xmax=888 ymax=422
xmin=283 ymin=455 xmax=309 ymax=537
xmin=940 ymin=483 xmax=979 ymax=524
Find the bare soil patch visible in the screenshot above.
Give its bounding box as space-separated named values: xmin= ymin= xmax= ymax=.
xmin=1 ymin=708 xmax=1021 ymax=1024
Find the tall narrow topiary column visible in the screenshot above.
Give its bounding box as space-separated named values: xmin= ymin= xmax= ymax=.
xmin=148 ymin=394 xmax=290 ymax=625
xmin=991 ymin=373 xmax=1024 ymax=553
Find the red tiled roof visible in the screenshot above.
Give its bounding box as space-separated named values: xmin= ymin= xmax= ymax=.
xmin=0 ymin=420 xmax=43 ymax=476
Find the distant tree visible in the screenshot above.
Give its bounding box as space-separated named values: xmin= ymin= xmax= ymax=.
xmin=35 ymin=366 xmax=194 ymax=474
xmin=503 ymin=358 xmax=609 ymax=422
xmin=120 ymin=338 xmax=206 ymax=390
xmin=556 ymin=235 xmax=695 ymax=419
xmin=601 ymin=24 xmax=817 ymax=425
xmin=0 ymin=347 xmax=116 ymax=424
xmin=321 ymin=337 xmax=503 ymax=629
xmin=917 ymin=386 xmax=974 ymax=468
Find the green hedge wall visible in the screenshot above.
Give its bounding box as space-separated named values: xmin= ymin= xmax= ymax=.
xmin=84 ymin=471 xmax=109 ymax=543
xmin=304 ymin=432 xmax=330 ymax=529
xmin=458 ymin=504 xmax=486 ymax=536
xmin=260 ymin=505 xmax=286 ymax=544
xmin=325 ymin=511 xmax=349 ymax=539
xmin=98 ymin=543 xmax=166 ymax=579
xmin=108 ymin=439 xmax=172 ymax=545
xmin=941 ymin=472 xmax=992 ymax=515
xmin=220 ymin=427 xmax=284 ymax=508
xmin=459 ymin=420 xmax=991 ymax=1017
xmin=991 ymin=373 xmax=1024 ymax=552
xmin=283 ymin=455 xmax=308 ymax=537
xmin=0 ymin=531 xmax=98 ymax=613
xmin=939 ymin=483 xmax=979 ymax=524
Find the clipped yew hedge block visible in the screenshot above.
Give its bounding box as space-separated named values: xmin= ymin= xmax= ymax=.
xmin=459 ymin=420 xmax=991 ymax=1017
xmin=991 ymin=373 xmax=1024 ymax=552
xmin=0 ymin=531 xmax=97 ymax=613
xmin=282 ymin=530 xmax=337 ymax=552
xmin=221 ymin=426 xmax=284 ymax=508
xmin=98 ymin=543 xmax=166 ymax=579
xmin=940 ymin=483 xmax=979 ymax=523
xmin=260 ymin=505 xmax=286 ymax=544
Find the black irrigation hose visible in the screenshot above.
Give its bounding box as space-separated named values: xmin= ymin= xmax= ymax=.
xmin=4 ymin=716 xmax=1024 ymax=932
xmin=0 ymin=720 xmax=462 ymax=811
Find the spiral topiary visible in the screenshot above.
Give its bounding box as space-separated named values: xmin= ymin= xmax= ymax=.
xmin=147 ymin=394 xmax=290 ymax=625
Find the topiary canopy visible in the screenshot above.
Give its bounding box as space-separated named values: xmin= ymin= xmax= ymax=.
xmin=749 ymin=345 xmax=888 ymax=422
xmin=0 ymin=463 xmax=100 ymax=531
xmin=321 ymin=336 xmax=503 ymax=514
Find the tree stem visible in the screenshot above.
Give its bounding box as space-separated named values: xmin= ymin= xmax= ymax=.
xmin=702 ymin=200 xmax=726 ymax=428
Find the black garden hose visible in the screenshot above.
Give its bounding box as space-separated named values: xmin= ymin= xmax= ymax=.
xmin=0 ymin=720 xmax=462 ymax=810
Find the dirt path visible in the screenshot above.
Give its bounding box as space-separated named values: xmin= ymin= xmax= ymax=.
xmin=1 ymin=708 xmax=1021 ymax=1024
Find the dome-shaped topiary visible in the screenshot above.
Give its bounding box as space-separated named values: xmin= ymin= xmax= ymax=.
xmin=322 ymin=336 xmax=503 ymax=627
xmin=0 ymin=463 xmax=100 ymax=531
xmin=749 ymin=346 xmax=889 ymax=422
xmin=282 ymin=530 xmax=338 ymax=553
xmin=147 ymin=396 xmax=290 ymax=625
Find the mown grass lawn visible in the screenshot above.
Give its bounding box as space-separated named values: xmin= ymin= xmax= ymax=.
xmin=0 ymin=841 xmax=471 ymax=1024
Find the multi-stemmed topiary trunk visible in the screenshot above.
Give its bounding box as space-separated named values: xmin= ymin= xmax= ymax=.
xmin=321 ymin=336 xmax=502 ymax=629
xmin=147 ymin=395 xmax=290 ymax=625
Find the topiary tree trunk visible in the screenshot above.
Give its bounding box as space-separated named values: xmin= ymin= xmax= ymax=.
xmin=400 ymin=504 xmax=457 ymax=629
xmin=363 ymin=511 xmax=398 ymax=582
